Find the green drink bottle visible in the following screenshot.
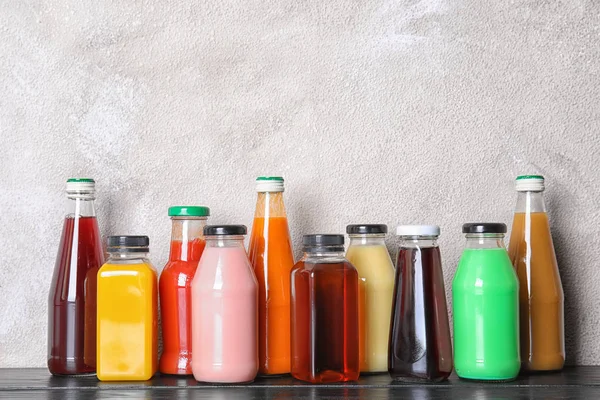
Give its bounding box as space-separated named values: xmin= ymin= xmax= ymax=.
xmin=452 ymin=223 xmax=520 ymax=381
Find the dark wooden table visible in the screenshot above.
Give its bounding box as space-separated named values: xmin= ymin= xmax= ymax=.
xmin=0 ymin=367 xmax=598 ymax=399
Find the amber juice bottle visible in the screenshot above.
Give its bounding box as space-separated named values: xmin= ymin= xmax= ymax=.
xmin=508 ymin=175 xmax=565 ymax=372
xmin=290 ymin=234 xmax=360 ymax=383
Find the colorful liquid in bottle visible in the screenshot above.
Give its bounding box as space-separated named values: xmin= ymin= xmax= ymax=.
xmin=191 ymin=244 xmax=259 ymax=383
xmin=97 ymin=260 xmax=158 ymax=381
xmin=453 ymin=248 xmax=520 ymax=381
xmin=508 ymin=212 xmax=565 ymax=371
xmin=48 ymin=216 xmax=103 ymax=375
xmin=291 ymin=260 xmax=360 ymax=383
xmin=389 ymin=246 xmax=453 ymax=381
xmin=159 ymin=238 xmax=206 ymax=375
xmin=248 ymin=216 xmax=294 ymax=375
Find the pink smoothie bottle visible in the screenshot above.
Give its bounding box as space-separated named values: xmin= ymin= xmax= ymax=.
xmin=191 ymin=225 xmax=259 ymax=383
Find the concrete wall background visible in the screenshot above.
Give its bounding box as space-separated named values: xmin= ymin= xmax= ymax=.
xmin=1 ymin=0 xmax=599 ymax=367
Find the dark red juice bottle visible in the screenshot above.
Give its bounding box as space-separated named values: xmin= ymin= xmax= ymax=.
xmin=291 ymin=234 xmax=359 ymax=383
xmin=389 ymin=225 xmax=452 ymax=382
xmin=48 ymin=178 xmax=104 ymax=375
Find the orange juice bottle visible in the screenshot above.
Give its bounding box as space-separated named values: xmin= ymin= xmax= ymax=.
xmin=508 ymin=175 xmax=565 ymax=372
xmin=248 ymin=176 xmax=295 ymax=375
xmin=97 ymin=236 xmax=158 ymax=381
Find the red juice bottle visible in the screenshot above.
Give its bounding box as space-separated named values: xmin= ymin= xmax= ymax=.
xmin=48 ymin=178 xmax=104 ymax=375
xmin=291 ymin=234 xmax=360 ymax=383
xmin=159 ymin=206 xmax=209 ymax=375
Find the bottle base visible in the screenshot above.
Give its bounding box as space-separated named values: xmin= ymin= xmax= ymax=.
xmin=458 ymin=375 xmax=517 ymax=382
xmin=390 ymin=374 xmax=450 ymax=383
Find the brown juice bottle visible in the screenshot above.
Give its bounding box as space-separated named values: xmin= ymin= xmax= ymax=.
xmin=291 ymin=235 xmax=360 ymax=383
xmin=508 ymin=175 xmax=565 ymax=372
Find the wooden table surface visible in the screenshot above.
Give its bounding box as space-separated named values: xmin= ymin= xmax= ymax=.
xmin=1 ymin=367 xmax=598 ymax=399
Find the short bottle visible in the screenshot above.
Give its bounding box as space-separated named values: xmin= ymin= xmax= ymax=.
xmin=389 ymin=225 xmax=453 ymax=382
xmin=452 ymin=223 xmax=520 ymax=381
xmin=97 ymin=236 xmax=158 ymax=381
xmin=159 ymin=206 xmax=210 ymax=375
xmin=508 ymin=175 xmax=565 ymax=372
xmin=345 ymin=224 xmax=394 ymax=374
xmin=248 ymin=177 xmax=294 ymax=375
xmin=191 ymin=225 xmax=258 ymax=383
xmin=291 ymin=234 xmax=360 ymax=383
xmin=48 ymin=178 xmax=104 ymax=375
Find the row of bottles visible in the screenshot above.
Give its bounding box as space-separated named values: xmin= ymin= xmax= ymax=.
xmin=47 ymin=175 xmax=565 ymax=382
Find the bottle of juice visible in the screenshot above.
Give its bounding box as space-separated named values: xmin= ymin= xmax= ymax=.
xmin=48 ymin=178 xmax=104 ymax=375
xmin=291 ymin=234 xmax=360 ymax=383
xmin=452 ymin=223 xmax=520 ymax=381
xmin=345 ymin=224 xmax=394 ymax=374
xmin=191 ymin=225 xmax=258 ymax=383
xmin=248 ymin=177 xmax=294 ymax=375
xmin=97 ymin=236 xmax=158 ymax=381
xmin=159 ymin=206 xmax=209 ymax=375
xmin=508 ymin=175 xmax=565 ymax=372
xmin=389 ymin=225 xmax=453 ymax=382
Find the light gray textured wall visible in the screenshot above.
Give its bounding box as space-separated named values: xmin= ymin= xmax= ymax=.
xmin=1 ymin=0 xmax=599 ymax=368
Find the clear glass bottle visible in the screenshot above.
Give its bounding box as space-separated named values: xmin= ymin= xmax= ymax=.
xmin=291 ymin=234 xmax=360 ymax=383
xmin=508 ymin=175 xmax=565 ymax=372
xmin=159 ymin=206 xmax=209 ymax=375
xmin=97 ymin=236 xmax=158 ymax=381
xmin=191 ymin=225 xmax=258 ymax=383
xmin=345 ymin=224 xmax=394 ymax=374
xmin=389 ymin=225 xmax=453 ymax=382
xmin=48 ymin=178 xmax=104 ymax=375
xmin=248 ymin=177 xmax=294 ymax=375
xmin=452 ymin=223 xmax=520 ymax=381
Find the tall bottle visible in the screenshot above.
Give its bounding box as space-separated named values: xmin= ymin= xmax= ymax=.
xmin=345 ymin=224 xmax=394 ymax=373
xmin=389 ymin=225 xmax=453 ymax=382
xmin=97 ymin=236 xmax=158 ymax=381
xmin=291 ymin=234 xmax=360 ymax=383
xmin=191 ymin=225 xmax=258 ymax=383
xmin=452 ymin=223 xmax=520 ymax=381
xmin=248 ymin=177 xmax=294 ymax=375
xmin=48 ymin=178 xmax=104 ymax=375
xmin=159 ymin=206 xmax=209 ymax=375
xmin=508 ymin=175 xmax=565 ymax=372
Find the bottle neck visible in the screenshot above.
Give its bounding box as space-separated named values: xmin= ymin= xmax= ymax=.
xmin=254 ymin=192 xmax=287 ymax=218
xmin=169 ymin=218 xmax=207 ymax=261
xmin=303 ymin=249 xmax=346 ymax=261
xmin=107 ymin=251 xmax=150 ymax=261
xmin=399 ymin=236 xmax=439 ymax=248
xmin=465 ymin=234 xmax=506 ymax=249
xmin=66 ymin=196 xmax=97 ymax=218
xmin=348 ymin=234 xmax=386 ymax=246
xmin=205 ymin=235 xmax=246 ymax=249
xmin=515 ymin=191 xmax=546 ymax=213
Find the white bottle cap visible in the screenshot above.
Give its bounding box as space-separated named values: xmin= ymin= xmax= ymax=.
xmin=66 ymin=178 xmax=95 ymax=192
xmin=515 ymin=175 xmax=545 ymax=192
xmin=396 ymin=225 xmax=440 ymax=237
xmin=255 ymin=176 xmax=284 ymax=192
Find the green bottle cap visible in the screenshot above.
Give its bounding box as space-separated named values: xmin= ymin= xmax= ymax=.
xmin=516 ymin=175 xmax=544 ymax=180
xmin=168 ymin=206 xmax=210 ymax=217
xmin=256 ymin=176 xmax=284 ymax=181
xmin=67 ymin=178 xmax=95 ymax=183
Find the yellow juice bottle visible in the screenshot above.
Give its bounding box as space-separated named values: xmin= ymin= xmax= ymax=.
xmin=97 ymin=235 xmax=158 ymax=381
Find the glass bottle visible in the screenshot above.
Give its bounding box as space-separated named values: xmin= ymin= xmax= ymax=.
xmin=291 ymin=234 xmax=360 ymax=383
xmin=248 ymin=177 xmax=294 ymax=375
xmin=191 ymin=225 xmax=258 ymax=383
xmin=389 ymin=225 xmax=453 ymax=382
xmin=48 ymin=178 xmax=104 ymax=375
xmin=345 ymin=224 xmax=394 ymax=374
xmin=452 ymin=223 xmax=520 ymax=381
xmin=159 ymin=206 xmax=209 ymax=375
xmin=97 ymin=236 xmax=158 ymax=381
xmin=508 ymin=175 xmax=565 ymax=372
